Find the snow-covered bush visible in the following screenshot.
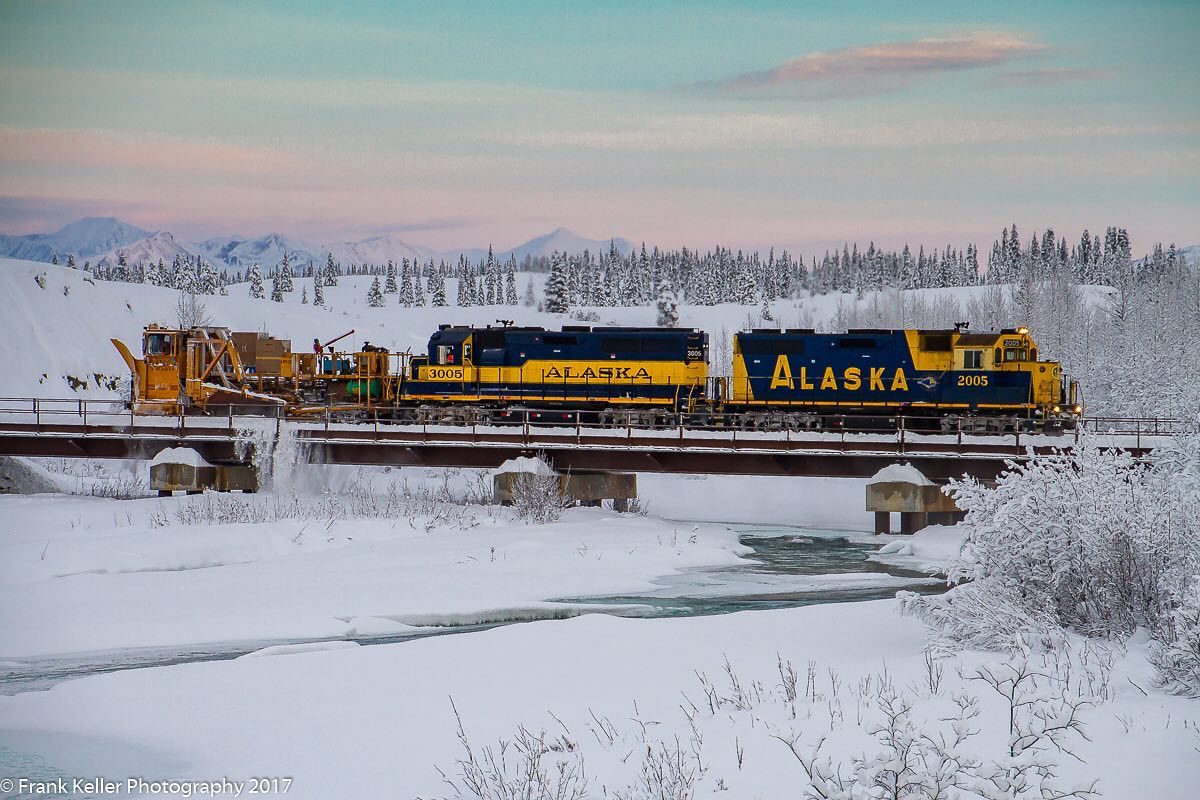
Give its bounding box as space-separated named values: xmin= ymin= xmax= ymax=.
xmin=898 ymin=581 xmax=1064 ymax=654
xmin=904 ymin=433 xmax=1200 ymax=648
xmin=1149 ymin=577 xmax=1200 ymax=698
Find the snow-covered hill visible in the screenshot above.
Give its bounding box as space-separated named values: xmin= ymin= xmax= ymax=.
xmin=504 ymin=227 xmax=633 ymax=260
xmin=328 ymin=234 xmax=436 ymax=267
xmin=192 ymin=232 xmax=324 ymax=272
xmin=94 ymin=231 xmax=196 ymax=269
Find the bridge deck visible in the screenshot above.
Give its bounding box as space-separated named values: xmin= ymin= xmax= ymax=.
xmin=0 ymin=405 xmax=1166 ymax=481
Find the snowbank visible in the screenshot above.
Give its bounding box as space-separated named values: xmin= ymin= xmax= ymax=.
xmin=237 ymin=642 xmax=360 ymax=659
xmin=149 ymin=447 xmax=212 ymax=468
xmin=493 ymin=456 xmax=557 ymax=476
xmin=867 ymin=462 xmax=935 ymax=485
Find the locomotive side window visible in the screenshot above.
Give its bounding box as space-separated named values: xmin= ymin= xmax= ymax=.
xmin=436 ymin=345 xmax=453 ymax=365
xmin=964 ymin=350 xmax=983 ymax=369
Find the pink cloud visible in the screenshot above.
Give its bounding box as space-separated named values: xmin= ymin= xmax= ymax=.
xmin=701 ymin=32 xmax=1045 ymax=98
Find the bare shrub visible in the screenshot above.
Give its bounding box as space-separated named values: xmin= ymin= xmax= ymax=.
xmin=775 ymin=655 xmax=1099 ymax=800
xmin=88 ymin=473 xmax=150 ymax=500
xmin=175 ymin=291 xmax=212 ymax=329
xmin=431 ymin=699 xmax=588 ymax=800
xmin=615 ymin=739 xmax=698 ymax=800
xmin=509 ymin=457 xmax=569 ymax=525
xmin=165 ymin=478 xmax=478 ymax=532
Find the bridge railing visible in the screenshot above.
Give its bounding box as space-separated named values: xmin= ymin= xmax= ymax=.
xmin=0 ymin=396 xmax=1180 ymax=452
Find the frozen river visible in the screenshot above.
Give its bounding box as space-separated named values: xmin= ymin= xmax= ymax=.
xmin=0 ymin=524 xmax=942 ymax=696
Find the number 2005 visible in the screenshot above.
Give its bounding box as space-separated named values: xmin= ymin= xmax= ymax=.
xmin=957 ymin=374 xmax=989 ymax=387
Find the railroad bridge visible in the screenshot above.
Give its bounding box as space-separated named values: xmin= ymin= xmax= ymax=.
xmin=0 ymin=398 xmax=1171 ymax=483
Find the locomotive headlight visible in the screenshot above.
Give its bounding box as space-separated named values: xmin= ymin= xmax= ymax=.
xmin=1052 ymin=405 xmax=1061 ymax=414
xmin=1016 ymin=326 xmax=1029 ymax=335
xmin=1072 ymin=404 xmax=1083 ymax=415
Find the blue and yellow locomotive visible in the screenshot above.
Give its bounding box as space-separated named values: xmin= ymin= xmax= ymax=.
xmin=402 ymin=324 xmax=709 ymax=423
xmin=728 ymin=326 xmax=1079 ymax=430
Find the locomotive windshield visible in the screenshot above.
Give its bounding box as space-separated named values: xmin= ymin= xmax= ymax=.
xmin=145 ymin=333 xmax=172 ymax=356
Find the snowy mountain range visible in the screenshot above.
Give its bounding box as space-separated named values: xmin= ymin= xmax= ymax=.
xmin=0 ymin=217 xmax=150 ymax=263
xmin=0 ymin=217 xmax=632 ymax=272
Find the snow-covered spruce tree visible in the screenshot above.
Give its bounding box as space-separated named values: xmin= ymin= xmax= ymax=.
xmin=398 ymin=260 xmax=414 ymax=307
xmin=324 ymin=252 xmax=338 ymax=286
xmin=384 ymin=260 xmax=398 ymax=293
xmin=301 ymin=286 xmax=308 ymax=304
xmin=544 ymin=251 xmax=570 ymax=313
xmin=655 ymin=283 xmax=679 ymax=327
xmin=413 ymin=265 xmax=426 ymax=306
xmin=431 ymin=275 xmax=447 ymax=306
xmin=504 ymin=257 xmax=518 ymax=305
xmin=313 ymin=278 xmax=325 ymax=307
xmin=248 ymin=262 xmax=265 ymax=299
xmin=523 ymin=277 xmax=536 ymax=307
xmin=901 ymin=432 xmax=1200 ymax=649
xmin=366 ymin=276 xmax=385 ymax=308
xmin=270 ymin=273 xmax=283 ymax=303
xmin=198 ymin=259 xmax=219 ymax=295
xmin=278 ymin=252 xmax=293 ymax=292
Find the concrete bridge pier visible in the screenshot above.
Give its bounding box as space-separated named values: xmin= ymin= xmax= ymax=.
xmin=150 ymin=449 xmax=258 ymax=495
xmin=866 ymin=464 xmax=963 ymax=535
xmin=494 ymin=469 xmax=638 ymax=511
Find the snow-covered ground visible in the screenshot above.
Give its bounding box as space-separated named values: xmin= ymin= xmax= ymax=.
xmin=1 ymin=597 xmax=1194 ymax=799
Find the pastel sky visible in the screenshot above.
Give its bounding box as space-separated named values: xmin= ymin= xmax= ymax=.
xmin=1 ymin=0 xmax=1197 ymax=253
